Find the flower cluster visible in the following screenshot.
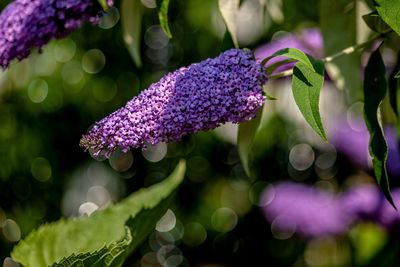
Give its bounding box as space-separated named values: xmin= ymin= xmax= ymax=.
xmin=0 ymin=0 xmax=112 ymax=68
xmin=80 ymin=49 xmax=266 ymax=154
xmin=262 ymin=181 xmax=400 ymax=238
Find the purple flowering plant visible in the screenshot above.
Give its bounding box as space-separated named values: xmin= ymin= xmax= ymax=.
xmin=1 ymin=0 xmax=400 ymax=266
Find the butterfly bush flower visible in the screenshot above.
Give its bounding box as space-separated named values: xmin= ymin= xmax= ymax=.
xmin=0 ymin=0 xmax=113 ymax=68
xmin=261 ymin=182 xmax=352 ymax=238
xmin=80 ymin=49 xmax=266 ymax=154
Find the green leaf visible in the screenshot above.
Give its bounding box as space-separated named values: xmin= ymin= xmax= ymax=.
xmin=218 ymin=0 xmax=240 ymax=49
xmin=375 ymin=0 xmax=400 ymax=36
xmin=238 ymin=110 xmax=262 ymax=177
xmin=156 ymin=0 xmax=172 ymax=38
xmin=292 ymin=60 xmax=327 ymax=141
xmin=363 ymin=47 xmax=395 ymax=207
xmin=11 ymin=160 xmax=186 ymax=267
xmin=362 ymin=11 xmax=391 ymax=33
xmin=121 ymin=0 xmax=143 ymax=68
xmin=320 ymin=0 xmax=361 ymax=100
xmin=261 ymin=48 xmax=314 ymax=70
xmin=388 ymin=51 xmax=400 ymax=117
xmin=265 ymin=58 xmax=297 ymax=75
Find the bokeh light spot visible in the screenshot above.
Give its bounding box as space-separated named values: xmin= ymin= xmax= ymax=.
xmin=156 ymin=209 xmax=176 ymax=233
xmin=140 ymin=252 xmax=159 ymax=267
xmin=142 ymin=143 xmax=167 ymax=162
xmin=211 ymin=207 xmax=238 ymax=233
xmin=92 ymin=76 xmax=117 ymax=102
xmin=2 ymin=219 xmax=21 ymax=242
xmin=31 ymin=157 xmax=52 ymax=182
xmin=271 ymin=216 xmax=296 ymax=240
xmin=86 ymin=185 xmax=111 ymax=208
xmin=54 ymin=38 xmax=76 ymax=62
xmin=61 ymin=60 xmax=84 ymax=85
xmin=78 ymin=202 xmax=99 ymax=216
xmin=156 ymin=245 xmax=182 ymax=267
xmin=98 ymin=6 xmax=120 ymax=29
xmin=109 ymin=149 xmax=134 ymax=172
xmin=144 ymin=25 xmax=169 ymax=50
xmin=28 ymin=79 xmax=48 ymax=103
xmin=182 ymin=222 xmax=207 ymax=247
xmin=289 ymin=143 xmax=315 ymax=171
xmin=82 ymin=49 xmax=106 ymax=74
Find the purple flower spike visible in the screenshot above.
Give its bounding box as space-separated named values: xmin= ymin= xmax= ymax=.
xmin=261 ymin=182 xmax=351 ymax=238
xmin=0 ymin=0 xmax=112 ymax=68
xmin=254 ymin=28 xmax=323 ymax=73
xmin=80 ymin=49 xmax=266 ymax=154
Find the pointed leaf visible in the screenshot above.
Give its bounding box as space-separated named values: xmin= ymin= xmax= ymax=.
xmin=363 ymin=47 xmax=395 ymax=207
xmin=121 ymin=0 xmax=143 ymax=68
xmin=292 ymin=60 xmax=327 ymax=141
xmin=375 ymin=0 xmax=400 ymax=36
xmin=156 ymin=0 xmax=172 ymax=38
xmin=238 ymin=110 xmax=262 ymax=177
xmin=218 ymin=0 xmax=240 ymax=48
xmin=261 ymin=48 xmax=314 ymax=70
xmin=362 ymin=11 xmax=391 ymax=33
xmin=388 ymin=51 xmax=400 ymax=117
xmin=11 ymin=160 xmax=186 ymax=267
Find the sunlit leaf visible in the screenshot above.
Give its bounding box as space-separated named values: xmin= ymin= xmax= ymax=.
xmin=375 ymin=0 xmax=400 ymax=36
xmin=261 ymin=47 xmax=314 ymax=70
xmin=218 ymin=0 xmax=240 ymax=48
xmin=11 ymin=160 xmax=186 ymax=267
xmin=156 ymin=0 xmax=172 ymax=38
xmin=121 ymin=0 xmax=143 ymax=68
xmin=363 ymin=47 xmax=395 ymax=207
xmin=292 ymin=60 xmax=327 ymax=141
xmin=320 ymin=0 xmax=361 ymax=100
xmin=238 ymin=110 xmax=262 ymax=177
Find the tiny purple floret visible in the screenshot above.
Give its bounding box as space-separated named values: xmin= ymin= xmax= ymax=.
xmin=0 ymin=0 xmax=113 ymax=68
xmin=80 ymin=49 xmax=266 ymax=154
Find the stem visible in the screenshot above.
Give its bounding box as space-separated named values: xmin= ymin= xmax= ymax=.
xmin=268 ymin=69 xmax=293 ymax=80
xmin=323 ymin=34 xmax=381 ymax=63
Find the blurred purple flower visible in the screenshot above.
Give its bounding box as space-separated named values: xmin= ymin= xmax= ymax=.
xmin=329 ymin=118 xmax=400 ymax=177
xmin=0 ymin=0 xmax=112 ymax=68
xmin=261 ymin=182 xmax=351 ymax=238
xmin=262 ymin=181 xmax=400 ymax=238
xmin=80 ymin=49 xmax=266 ymax=154
xmin=341 ymin=185 xmax=400 ymax=231
xmin=254 ymin=28 xmax=323 ymax=73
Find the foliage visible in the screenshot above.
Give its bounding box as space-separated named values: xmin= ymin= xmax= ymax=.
xmin=1 ymin=0 xmax=400 ymax=266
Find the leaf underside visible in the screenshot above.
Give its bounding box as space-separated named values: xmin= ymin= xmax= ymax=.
xmin=11 ymin=160 xmax=186 ymax=267
xmin=363 ymin=47 xmax=395 ymax=207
